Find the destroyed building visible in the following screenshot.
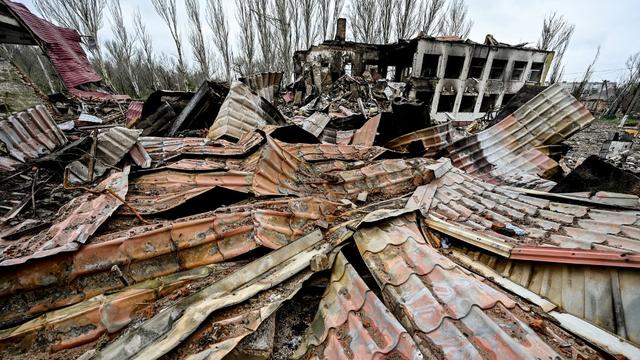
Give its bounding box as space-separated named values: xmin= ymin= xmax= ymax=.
xmin=1 ymin=1 xmax=640 ymax=360
xmin=295 ymin=19 xmax=553 ymax=123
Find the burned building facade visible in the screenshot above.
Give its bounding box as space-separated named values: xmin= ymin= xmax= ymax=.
xmin=295 ymin=21 xmax=554 ymax=123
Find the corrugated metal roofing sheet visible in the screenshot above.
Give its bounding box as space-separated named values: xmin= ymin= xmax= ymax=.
xmin=423 ymin=165 xmax=640 ymax=265
xmin=0 ymin=105 xmax=67 ymax=162
xmin=125 ymin=101 xmax=144 ymax=127
xmin=350 ymin=114 xmax=380 ymax=146
xmin=444 ymin=84 xmax=594 ymax=179
xmin=453 ymin=247 xmax=640 ymax=347
xmin=385 ymin=121 xmax=453 ymax=157
xmin=0 ymin=167 xmax=129 ymax=268
xmin=354 ymin=214 xmax=602 ymax=359
xmin=66 ymin=127 xmax=140 ymax=183
xmin=207 ymin=81 xmax=286 ymax=141
xmin=294 ymin=252 xmax=422 ymax=359
xmin=296 ymin=112 xmax=331 ymax=137
xmin=239 ymin=72 xmax=283 ymax=103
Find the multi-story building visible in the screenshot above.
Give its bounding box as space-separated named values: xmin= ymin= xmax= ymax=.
xmin=294 ymin=19 xmax=555 ymax=123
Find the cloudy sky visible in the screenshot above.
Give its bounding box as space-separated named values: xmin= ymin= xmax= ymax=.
xmin=20 ymin=0 xmax=640 ymax=83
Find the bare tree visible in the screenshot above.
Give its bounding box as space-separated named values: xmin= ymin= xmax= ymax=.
xmin=379 ymin=0 xmax=394 ymax=43
xmin=420 ymin=0 xmax=446 ymax=36
xmin=537 ymin=12 xmax=575 ymax=83
xmin=106 ymin=0 xmax=140 ymax=97
xmin=235 ymin=0 xmax=256 ymax=75
xmin=251 ymin=0 xmax=275 ymax=71
xmin=318 ymin=0 xmax=345 ymax=41
xmin=185 ymin=0 xmax=210 ymax=80
xmin=298 ymin=0 xmax=318 ymax=49
xmin=349 ymin=0 xmax=379 ymax=43
xmin=394 ymin=0 xmax=421 ymax=40
xmin=572 ymin=46 xmax=600 ymax=99
xmin=151 ymin=0 xmax=187 ymax=88
xmin=206 ymin=0 xmax=233 ymax=82
xmin=134 ymin=8 xmax=159 ymax=89
xmin=607 ymin=52 xmax=640 ymax=119
xmin=272 ymin=0 xmax=294 ymax=80
xmin=439 ymin=0 xmax=473 ymax=38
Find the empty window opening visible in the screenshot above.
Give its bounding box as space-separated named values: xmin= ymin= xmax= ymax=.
xmin=529 ymin=62 xmax=544 ymax=82
xmin=459 ymin=96 xmax=477 ymax=112
xmin=437 ymin=94 xmax=456 ymax=112
xmin=386 ymin=66 xmax=396 ymax=81
xmin=416 ymin=91 xmax=434 ymax=104
xmin=344 ymin=63 xmax=352 ymax=76
xmin=480 ymin=94 xmax=498 ymax=112
xmin=444 ymin=55 xmax=465 ymax=78
xmin=421 ymin=54 xmax=440 ymax=78
xmin=489 ymin=59 xmax=508 ymax=80
xmin=468 ymin=58 xmax=486 ymax=78
xmin=502 ymin=93 xmax=515 ymax=106
xmin=511 ymin=61 xmax=527 ymax=80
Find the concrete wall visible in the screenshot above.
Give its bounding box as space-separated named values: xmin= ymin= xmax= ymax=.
xmin=410 ymin=39 xmax=553 ymax=123
xmin=0 ymin=56 xmax=43 ymax=119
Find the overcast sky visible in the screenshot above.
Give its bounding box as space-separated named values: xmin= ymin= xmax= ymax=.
xmin=20 ymin=0 xmax=640 ymax=83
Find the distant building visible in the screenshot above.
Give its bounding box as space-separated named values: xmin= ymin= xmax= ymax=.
xmin=559 ymin=81 xmax=617 ymax=114
xmin=294 ymin=19 xmax=554 ymax=123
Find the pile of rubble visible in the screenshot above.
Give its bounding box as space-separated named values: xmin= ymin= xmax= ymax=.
xmin=2 ymin=3 xmax=640 ymax=360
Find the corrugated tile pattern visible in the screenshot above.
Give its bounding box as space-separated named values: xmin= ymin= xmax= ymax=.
xmin=281 ymin=142 xmax=390 ymax=162
xmin=0 ymin=105 xmax=67 ymax=162
xmin=294 ymin=252 xmax=422 ymax=360
xmin=125 ymin=100 xmax=144 ymax=128
xmin=5 ymin=1 xmax=102 ymax=89
xmin=454 ymin=247 xmax=640 ymax=346
xmin=0 ymin=197 xmax=341 ymax=327
xmin=297 ymin=112 xmax=331 ymax=137
xmin=427 ymin=166 xmax=640 ymax=258
xmin=0 ymin=167 xmax=129 ymax=268
xmin=444 ymin=84 xmax=594 ymax=178
xmin=239 ymin=72 xmax=283 ymax=103
xmin=355 ymin=214 xmax=587 ymax=359
xmin=253 ymin=135 xmax=438 ymax=200
xmin=385 ymin=122 xmax=453 ymax=157
xmin=124 ymin=169 xmax=253 ymax=214
xmin=351 ymin=114 xmax=380 ymax=146
xmin=207 ymin=81 xmax=286 ymax=141
xmin=139 ymin=131 xmax=264 ymax=164
xmin=66 ymin=127 xmax=140 ymax=183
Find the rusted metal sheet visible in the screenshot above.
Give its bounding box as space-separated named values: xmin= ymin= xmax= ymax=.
xmin=0 ymin=105 xmax=67 ymax=162
xmin=139 ymin=131 xmax=264 ymax=164
xmin=354 ymin=214 xmax=602 ymax=359
xmin=239 ymin=72 xmax=283 ymax=103
xmin=385 ymin=121 xmax=453 ymax=157
xmin=128 ymin=142 xmax=151 ymax=168
xmin=421 ymin=164 xmax=640 ymax=267
xmin=293 ymin=252 xmax=421 ymax=359
xmin=92 ymin=229 xmax=330 ymax=359
xmin=124 ymin=169 xmax=253 ymax=214
xmin=125 ymin=101 xmax=144 ymax=128
xmin=253 ymin=135 xmax=439 ymax=200
xmin=66 ymin=127 xmax=140 ymax=183
xmin=0 ymin=197 xmax=341 ymax=327
xmin=296 ymin=112 xmax=331 ymax=137
xmin=0 ymin=167 xmax=129 ymax=267
xmin=3 ymin=1 xmax=101 ymax=90
xmin=444 ymin=84 xmax=594 ymax=178
xmin=281 ymin=142 xmax=391 ymax=162
xmin=350 ymin=114 xmax=380 ymax=146
xmin=0 ymin=264 xmax=237 ymax=352
xmin=453 ymin=247 xmax=640 ymax=347
xmin=207 ymin=81 xmax=286 ymax=141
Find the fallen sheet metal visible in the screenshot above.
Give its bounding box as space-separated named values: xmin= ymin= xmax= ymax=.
xmin=293 ymin=252 xmax=422 ymax=359
xmin=66 ymin=127 xmax=140 ymax=183
xmin=93 ymin=229 xmax=330 ymax=359
xmin=207 ymin=81 xmax=287 ymax=141
xmin=354 ymin=214 xmax=602 ymax=359
xmin=451 ymin=247 xmax=640 ymax=347
xmin=0 ymin=197 xmax=341 ymax=327
xmin=167 ymin=81 xmax=229 ymax=136
xmin=0 ymin=166 xmax=129 ymax=267
xmin=443 ymin=84 xmax=594 ymax=179
xmin=125 ymin=101 xmax=144 ymax=128
xmin=124 ymin=169 xmax=253 ymax=214
xmin=421 ymin=163 xmax=640 ymax=267
xmin=385 ymin=121 xmax=453 ymax=157
xmin=139 ymin=131 xmax=264 ymax=164
xmin=295 ymin=112 xmax=331 ymax=137
xmin=0 ymin=105 xmax=67 ymax=162
xmin=0 ymin=263 xmax=239 ymax=352
xmin=239 ymin=72 xmax=283 ymax=103
xmin=281 ymin=142 xmax=392 ymax=162
xmin=350 ymin=114 xmax=380 ymax=146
